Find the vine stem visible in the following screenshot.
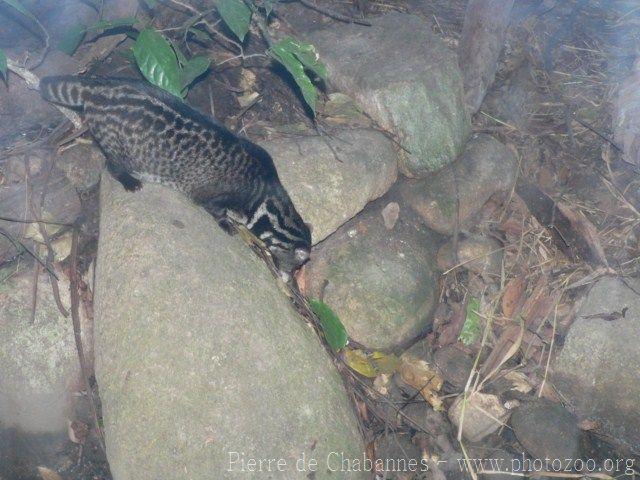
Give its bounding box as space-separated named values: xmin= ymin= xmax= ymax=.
xmin=166 ymin=0 xmax=244 ymax=54
xmin=298 ymin=0 xmax=371 ymax=26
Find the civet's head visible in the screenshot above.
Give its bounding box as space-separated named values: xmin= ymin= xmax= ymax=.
xmin=247 ymin=197 xmax=311 ymax=282
xmin=237 ymin=139 xmax=312 ymax=281
xmin=246 ymin=194 xmax=312 ymax=282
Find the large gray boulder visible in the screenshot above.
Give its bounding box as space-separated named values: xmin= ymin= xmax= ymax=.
xmin=458 ymin=0 xmax=515 ymax=113
xmin=301 ymin=12 xmax=470 ymax=177
xmin=0 ymin=269 xmax=80 ymax=434
xmin=510 ymin=398 xmax=580 ymax=461
xmin=397 ymin=133 xmax=517 ymax=235
xmin=304 ymin=193 xmax=440 ymax=350
xmin=261 ymin=128 xmax=398 ymax=243
xmin=94 ymin=176 xmax=365 ymax=479
xmin=552 ymin=277 xmax=640 ymax=452
xmin=613 ymin=65 xmax=640 ymax=166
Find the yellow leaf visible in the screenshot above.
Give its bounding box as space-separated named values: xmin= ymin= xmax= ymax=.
xmin=342 ymin=348 xmax=399 ymax=377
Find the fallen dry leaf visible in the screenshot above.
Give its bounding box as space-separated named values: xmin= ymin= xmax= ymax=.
xmin=516 ymin=182 xmax=608 ymax=267
xmin=373 ymin=373 xmax=391 ymax=395
xmin=481 ymin=324 xmax=524 ymax=380
xmin=520 ymin=275 xmax=556 ymax=331
xmin=68 ymin=419 xmax=89 ymax=444
xmin=499 ymin=216 xmax=526 ymax=236
xmin=37 ymin=467 xmax=64 ymax=480
xmin=502 ymin=276 xmax=526 ymax=318
xmin=239 ymin=68 xmax=257 ymax=91
xmin=398 ymin=356 xmax=444 ymax=410
xmin=578 ymin=419 xmax=602 ymax=431
xmin=237 ymin=91 xmax=260 ymax=108
xmin=503 ymin=371 xmax=533 ymax=394
xmin=436 ymin=301 xmax=466 ymax=347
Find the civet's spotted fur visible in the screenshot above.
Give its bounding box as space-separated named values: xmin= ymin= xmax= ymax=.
xmin=40 ymin=76 xmax=311 ymax=278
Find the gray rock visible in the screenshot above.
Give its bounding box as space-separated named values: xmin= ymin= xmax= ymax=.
xmin=459 ymin=0 xmax=515 ymax=113
xmin=375 ymin=433 xmax=424 ymax=480
xmin=1 ymin=0 xmax=140 ymax=145
xmin=0 ymin=0 xmax=95 ymax=52
xmin=436 ymin=235 xmax=503 ymax=279
xmin=0 ymin=52 xmax=81 ymax=144
xmin=56 ymin=143 xmax=105 ymax=190
xmin=302 ymin=12 xmax=470 ymax=177
xmin=448 ymin=392 xmax=510 ymax=442
xmin=400 ymin=401 xmax=450 ymax=437
xmin=260 ymin=128 xmax=397 ymax=243
xmin=401 ymin=337 xmax=434 ymax=363
xmin=433 ymin=345 xmax=474 ymax=390
xmin=482 ymin=63 xmax=542 ymax=133
xmin=94 ymin=176 xmax=365 ymax=479
xmin=510 ymin=399 xmax=580 ymax=460
xmin=304 ymin=196 xmax=440 ymax=350
xmin=613 ymin=65 xmax=640 ymax=166
xmin=552 ymin=277 xmax=640 ymax=451
xmin=0 ymin=268 xmax=80 ymax=434
xmin=398 ymin=134 xmax=517 ymax=235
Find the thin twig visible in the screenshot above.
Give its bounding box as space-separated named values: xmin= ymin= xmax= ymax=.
xmin=215 ymin=52 xmax=268 ymax=67
xmin=298 ymin=0 xmax=371 ymax=26
xmin=70 ymin=227 xmax=106 ymax=454
xmin=28 ymin=160 xmax=69 ymax=317
xmin=571 ymin=114 xmax=622 ymax=152
xmin=29 ymin=262 xmax=39 ymax=324
xmin=0 ymin=215 xmax=74 ymax=227
xmin=0 ymin=227 xmax=57 ymax=278
xmin=166 ymin=0 xmax=244 ymax=52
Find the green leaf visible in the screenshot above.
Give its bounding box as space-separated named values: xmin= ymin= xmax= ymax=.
xmin=309 ymin=299 xmax=348 ymax=353
xmin=269 ymin=40 xmax=319 ymax=113
xmin=0 ymin=48 xmax=7 ymax=80
xmin=273 ymin=37 xmax=327 ymax=80
xmin=88 ymin=16 xmax=137 ymax=31
xmin=215 ymin=0 xmax=251 ymax=42
xmin=0 ymin=0 xmax=39 ymax=24
xmin=459 ymin=297 xmax=482 ymax=346
xmin=180 ymin=55 xmax=211 ymax=89
xmin=57 ymin=24 xmax=87 ymax=55
xmin=142 ymin=0 xmax=157 ymax=7
xmin=133 ymin=28 xmax=183 ymax=98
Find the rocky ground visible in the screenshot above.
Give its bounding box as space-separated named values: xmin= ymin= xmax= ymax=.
xmin=1 ymin=0 xmax=640 ymax=479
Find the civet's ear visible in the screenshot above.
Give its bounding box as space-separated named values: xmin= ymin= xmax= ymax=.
xmin=294 ymin=247 xmax=310 ymax=264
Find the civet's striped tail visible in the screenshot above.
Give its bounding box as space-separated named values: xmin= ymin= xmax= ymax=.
xmin=39 ymin=75 xmax=98 ymax=108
